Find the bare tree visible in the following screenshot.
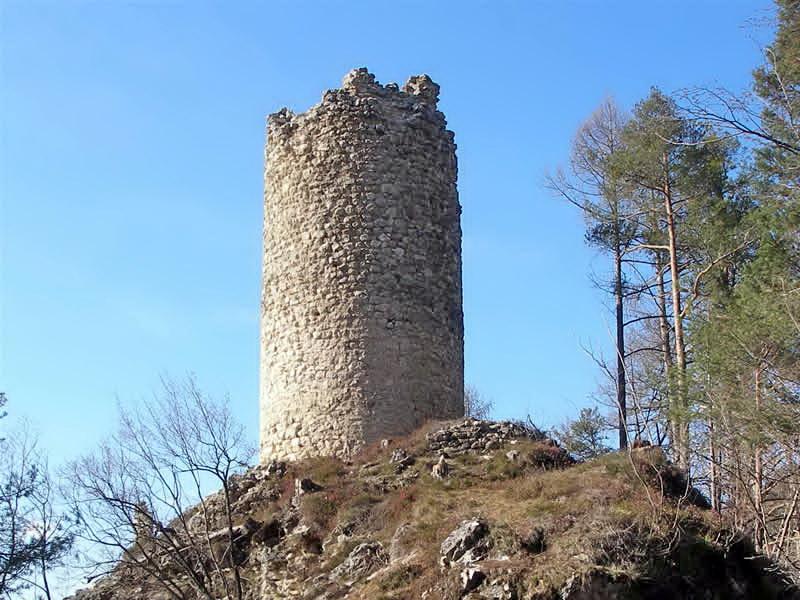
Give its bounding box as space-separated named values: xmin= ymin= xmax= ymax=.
xmin=66 ymin=376 xmax=254 ymax=600
xmin=547 ymin=97 xmax=637 ymax=449
xmin=20 ymin=452 xmax=75 ymax=600
xmin=464 ymin=385 xmax=493 ymax=420
xmin=0 ymin=423 xmax=73 ymax=598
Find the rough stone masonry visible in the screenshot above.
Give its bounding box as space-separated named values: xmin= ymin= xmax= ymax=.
xmin=260 ymin=68 xmax=464 ymax=462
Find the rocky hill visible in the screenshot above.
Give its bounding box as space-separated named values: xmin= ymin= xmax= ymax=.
xmin=69 ymin=419 xmax=798 ymax=599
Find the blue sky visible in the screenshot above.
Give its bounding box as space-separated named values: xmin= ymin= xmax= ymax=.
xmin=1 ymin=0 xmax=772 ymax=464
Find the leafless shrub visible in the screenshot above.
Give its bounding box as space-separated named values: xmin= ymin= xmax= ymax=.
xmin=65 ymin=375 xmax=255 ymax=600
xmin=464 ymin=385 xmax=493 ymax=420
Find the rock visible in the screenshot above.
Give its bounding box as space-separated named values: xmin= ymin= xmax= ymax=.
xmin=299 ymin=529 xmax=323 ymax=555
xmin=252 ymin=518 xmax=284 ymax=548
xmin=474 ymin=578 xmax=516 ymax=599
xmin=461 ymin=566 xmax=486 ymax=593
xmin=520 ymin=526 xmax=546 ymax=554
xmin=330 ymin=541 xmax=388 ymax=582
xmin=389 ymin=448 xmax=415 ymax=473
xmin=294 ymin=477 xmax=322 ymax=496
xmin=440 ymin=519 xmax=489 ymax=565
xmin=506 ymin=450 xmax=520 ymax=462
xmin=265 ymin=460 xmax=287 ymax=478
xmin=403 ymin=74 xmax=440 ymax=105
xmin=389 ymin=523 xmax=413 ymax=562
xmin=427 ymin=419 xmax=545 ymax=457
xmin=390 ymin=448 xmax=408 ymax=463
xmin=231 ymin=472 xmax=281 ymax=514
xmin=431 ymin=455 xmax=449 ymax=479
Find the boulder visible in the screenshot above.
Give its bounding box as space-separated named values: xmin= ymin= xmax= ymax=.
xmin=440 ymin=518 xmax=489 ymax=565
xmin=461 ymin=566 xmax=486 ymax=593
xmin=330 ymin=541 xmax=388 ymax=583
xmin=389 ymin=523 xmax=414 ymax=562
xmin=295 ymin=477 xmax=322 ymax=496
xmin=390 ymin=448 xmax=415 ymax=472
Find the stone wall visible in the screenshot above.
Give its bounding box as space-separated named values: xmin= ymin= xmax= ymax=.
xmin=260 ymin=68 xmax=464 ymax=462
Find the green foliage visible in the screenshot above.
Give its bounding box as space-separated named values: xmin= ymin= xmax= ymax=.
xmin=554 ymin=1 xmax=800 ymax=568
xmin=555 ymin=407 xmax=611 ymax=461
xmin=689 ymin=0 xmax=800 ymax=458
xmin=753 ymin=0 xmax=800 ymax=191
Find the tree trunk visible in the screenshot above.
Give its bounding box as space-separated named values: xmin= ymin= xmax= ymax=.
xmin=614 ymin=239 xmax=628 ymax=449
xmin=222 ymin=484 xmax=244 ymax=600
xmin=662 ymin=155 xmax=689 ymax=472
xmin=753 ymin=365 xmax=764 ymax=551
xmin=40 ymin=538 xmax=52 ymax=600
xmin=708 ymin=406 xmax=721 ymax=514
xmin=655 ymin=240 xmax=675 ymax=455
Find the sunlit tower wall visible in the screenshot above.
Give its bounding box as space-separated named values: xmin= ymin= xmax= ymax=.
xmin=260 ymin=68 xmax=464 ymax=462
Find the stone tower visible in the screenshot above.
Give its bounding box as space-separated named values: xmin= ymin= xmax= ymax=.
xmin=260 ymin=68 xmax=464 ymax=462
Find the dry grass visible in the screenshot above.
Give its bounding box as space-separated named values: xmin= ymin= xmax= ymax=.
xmin=251 ymin=433 xmax=776 ymax=599
xmin=89 ymin=421 xmax=792 ymax=600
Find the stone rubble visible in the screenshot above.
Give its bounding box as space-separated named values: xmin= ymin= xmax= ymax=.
xmin=427 ymin=418 xmax=545 ymax=456
xmin=65 ymin=419 xmax=796 ymax=600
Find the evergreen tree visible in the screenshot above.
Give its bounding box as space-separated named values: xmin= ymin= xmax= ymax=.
xmin=548 ymin=98 xmax=638 ymax=449
xmin=614 ymin=89 xmax=737 ymax=472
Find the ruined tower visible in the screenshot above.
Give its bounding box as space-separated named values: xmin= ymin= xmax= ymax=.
xmin=260 ymin=68 xmax=464 ymax=462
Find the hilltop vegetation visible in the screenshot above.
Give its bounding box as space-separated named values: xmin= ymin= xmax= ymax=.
xmin=548 ymin=0 xmax=800 ymax=576
xmin=68 ymin=420 xmax=797 ymax=599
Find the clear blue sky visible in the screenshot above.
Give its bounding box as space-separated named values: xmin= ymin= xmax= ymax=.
xmin=1 ymin=1 xmax=772 ymax=464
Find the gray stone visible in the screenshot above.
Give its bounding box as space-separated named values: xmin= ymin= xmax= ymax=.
xmin=390 ymin=448 xmax=409 ymax=463
xmin=427 ymin=419 xmax=545 ymax=456
xmin=461 ymin=566 xmax=486 ymax=593
xmin=260 ymin=68 xmax=464 ymax=463
xmin=294 ymin=478 xmax=322 ymax=497
xmin=330 ymin=541 xmax=388 ymax=582
xmin=440 ymin=518 xmax=489 ymax=565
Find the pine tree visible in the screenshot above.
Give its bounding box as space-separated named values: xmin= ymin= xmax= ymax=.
xmin=614 ymin=89 xmax=737 ymax=471
xmin=548 ymin=99 xmax=638 ymax=449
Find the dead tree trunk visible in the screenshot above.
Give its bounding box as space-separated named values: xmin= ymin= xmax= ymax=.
xmin=614 ymin=236 xmax=628 ymax=450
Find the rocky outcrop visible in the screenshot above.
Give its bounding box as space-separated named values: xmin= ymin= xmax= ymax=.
xmin=66 ymin=420 xmax=799 ymax=600
xmin=440 ymin=519 xmax=490 ymax=565
xmin=330 ymin=541 xmax=388 ymax=583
